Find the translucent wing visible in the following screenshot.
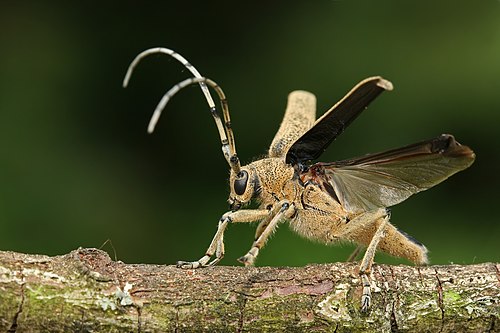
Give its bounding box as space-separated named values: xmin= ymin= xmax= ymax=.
xmin=304 ymin=134 xmax=475 ymax=213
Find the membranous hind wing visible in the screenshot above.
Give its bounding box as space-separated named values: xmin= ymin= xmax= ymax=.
xmin=269 ymin=91 xmax=317 ymax=158
xmin=286 ymin=77 xmax=393 ymax=165
xmin=303 ymin=134 xmax=475 ymax=213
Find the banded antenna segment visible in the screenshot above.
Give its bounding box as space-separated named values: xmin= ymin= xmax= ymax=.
xmin=123 ymin=47 xmax=240 ymax=173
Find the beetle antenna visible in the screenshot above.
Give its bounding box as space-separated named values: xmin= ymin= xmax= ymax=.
xmin=148 ymin=77 xmax=240 ymax=172
xmin=123 ymin=47 xmax=240 ymax=173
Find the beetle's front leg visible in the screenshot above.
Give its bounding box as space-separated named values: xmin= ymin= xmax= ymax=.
xmin=176 ymin=209 xmax=269 ymax=269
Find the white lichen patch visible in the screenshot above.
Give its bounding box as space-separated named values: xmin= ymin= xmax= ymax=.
xmin=42 ymin=271 xmax=67 ymax=282
xmin=115 ymin=282 xmax=134 ymax=306
xmin=0 ymin=265 xmax=15 ymax=283
xmin=459 ymin=296 xmax=497 ymax=317
xmin=98 ymin=296 xmax=118 ymax=311
xmin=0 ymin=266 xmax=67 ymax=283
xmin=25 ymin=284 xmax=98 ymax=310
xmin=406 ymin=299 xmax=439 ymax=319
xmin=0 ymin=265 xmax=10 ymax=275
xmin=316 ymin=283 xmax=352 ymax=321
xmin=21 ymin=268 xmax=67 ymax=283
xmin=98 ymin=282 xmax=136 ymax=311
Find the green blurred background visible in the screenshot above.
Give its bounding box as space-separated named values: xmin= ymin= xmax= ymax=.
xmin=0 ymin=1 xmax=498 ymax=266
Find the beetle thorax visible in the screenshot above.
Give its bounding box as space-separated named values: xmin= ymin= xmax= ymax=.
xmin=250 ymin=157 xmax=295 ymax=198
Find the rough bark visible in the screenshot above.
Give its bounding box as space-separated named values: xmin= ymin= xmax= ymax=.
xmin=0 ymin=248 xmax=498 ymax=332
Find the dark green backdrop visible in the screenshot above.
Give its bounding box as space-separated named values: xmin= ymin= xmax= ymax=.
xmin=0 ymin=1 xmax=498 ymax=266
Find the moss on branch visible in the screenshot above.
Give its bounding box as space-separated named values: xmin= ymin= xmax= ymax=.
xmin=0 ymin=248 xmax=498 ymax=332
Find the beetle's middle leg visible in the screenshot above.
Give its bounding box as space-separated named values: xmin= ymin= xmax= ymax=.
xmin=238 ymin=201 xmax=295 ymax=266
xmin=347 ymin=245 xmax=364 ymax=262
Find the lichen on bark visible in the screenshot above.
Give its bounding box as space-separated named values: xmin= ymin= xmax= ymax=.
xmin=0 ymin=248 xmax=498 ymax=332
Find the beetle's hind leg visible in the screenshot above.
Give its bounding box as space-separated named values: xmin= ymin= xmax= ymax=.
xmin=336 ymin=208 xmax=389 ymax=311
xmin=357 ymin=211 xmax=390 ymax=312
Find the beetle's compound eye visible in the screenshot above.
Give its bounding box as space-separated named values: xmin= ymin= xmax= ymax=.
xmin=234 ymin=170 xmax=249 ymax=195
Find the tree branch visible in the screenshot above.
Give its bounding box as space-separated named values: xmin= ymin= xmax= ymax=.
xmin=0 ymin=248 xmax=498 ymax=332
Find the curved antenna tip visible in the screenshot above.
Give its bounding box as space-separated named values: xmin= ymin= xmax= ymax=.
xmin=147 ymin=108 xmax=162 ymax=134
xmin=122 ymin=67 xmax=133 ymax=88
xmin=123 ymin=47 xmax=166 ymax=89
xmin=122 ymin=76 xmax=130 ymax=88
xmin=147 ymin=124 xmax=155 ymax=134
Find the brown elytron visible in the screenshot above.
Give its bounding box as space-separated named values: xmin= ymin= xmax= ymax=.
xmin=124 ymin=48 xmax=475 ymax=311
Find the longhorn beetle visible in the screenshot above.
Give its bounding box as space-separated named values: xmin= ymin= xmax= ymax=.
xmin=123 ymin=47 xmax=475 ymax=311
